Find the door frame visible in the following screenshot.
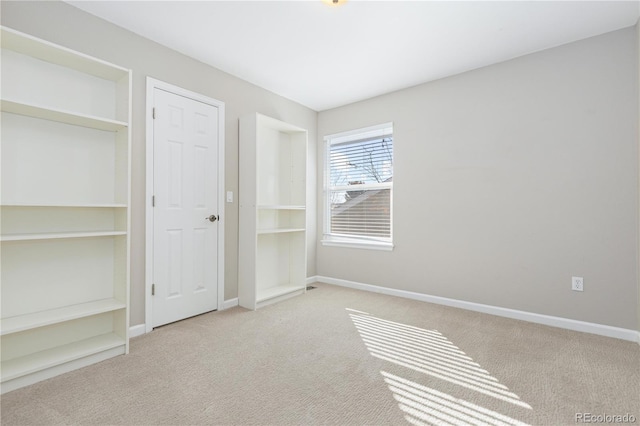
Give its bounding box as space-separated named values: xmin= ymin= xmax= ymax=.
xmin=145 ymin=77 xmax=225 ymax=333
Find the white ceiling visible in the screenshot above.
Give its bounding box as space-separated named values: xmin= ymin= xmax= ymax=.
xmin=67 ymin=1 xmax=639 ymax=111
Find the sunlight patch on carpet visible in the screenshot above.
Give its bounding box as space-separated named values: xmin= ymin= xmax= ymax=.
xmin=348 ymin=309 xmax=532 ymax=426
xmin=382 ymin=372 xmax=530 ymax=426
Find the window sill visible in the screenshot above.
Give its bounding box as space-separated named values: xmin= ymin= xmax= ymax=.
xmin=321 ymin=238 xmax=394 ymax=251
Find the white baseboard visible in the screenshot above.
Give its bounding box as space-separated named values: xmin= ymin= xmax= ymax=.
xmin=307 ymin=276 xmax=319 ymax=285
xmin=222 ymin=298 xmax=239 ymax=310
xmin=129 ymin=324 xmax=146 ymax=338
xmin=131 ymin=299 xmax=238 ymax=338
xmin=315 ymin=275 xmax=639 ymax=343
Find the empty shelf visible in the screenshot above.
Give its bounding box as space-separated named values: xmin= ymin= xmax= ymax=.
xmin=1 ymin=100 xmax=128 ymax=131
xmin=1 ymin=333 xmax=125 ymax=381
xmin=257 ymin=284 xmax=305 ymax=303
xmin=1 ymin=299 xmax=126 ymax=336
xmin=1 ymin=231 xmax=126 ymax=242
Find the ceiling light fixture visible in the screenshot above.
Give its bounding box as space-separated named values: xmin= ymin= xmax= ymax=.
xmin=322 ymin=0 xmax=347 ymax=7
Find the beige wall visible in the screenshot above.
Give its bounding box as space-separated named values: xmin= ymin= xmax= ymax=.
xmin=637 ymin=19 xmax=640 ymax=335
xmin=318 ymin=28 xmax=639 ymax=330
xmin=1 ymin=1 xmax=318 ymax=326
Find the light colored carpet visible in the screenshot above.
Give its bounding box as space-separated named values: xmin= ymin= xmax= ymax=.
xmin=1 ymin=283 xmax=638 ymax=425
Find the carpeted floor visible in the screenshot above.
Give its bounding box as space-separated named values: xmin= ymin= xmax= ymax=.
xmin=1 ymin=283 xmax=638 ymax=425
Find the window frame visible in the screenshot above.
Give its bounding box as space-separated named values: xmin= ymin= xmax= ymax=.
xmin=322 ymin=122 xmax=394 ymax=251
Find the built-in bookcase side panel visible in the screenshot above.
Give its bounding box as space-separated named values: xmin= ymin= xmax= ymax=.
xmin=113 ymin=235 xmax=129 ymax=305
xmin=0 ymin=27 xmax=131 ymax=391
xmin=114 ymin=127 xmax=130 ymax=206
xmin=115 ymin=71 xmax=131 ymax=351
xmin=112 ymin=308 xmax=128 ymax=354
xmin=288 ymin=232 xmax=307 ymax=287
xmin=290 ymin=132 xmax=307 ymax=206
xmin=115 ymin=75 xmax=131 ymax=124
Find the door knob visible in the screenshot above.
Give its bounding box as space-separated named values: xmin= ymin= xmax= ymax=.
xmin=206 ymin=215 xmax=218 ymax=222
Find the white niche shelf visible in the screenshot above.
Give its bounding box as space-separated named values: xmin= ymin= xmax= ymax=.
xmin=238 ymin=113 xmax=308 ymax=309
xmin=0 ymin=26 xmax=131 ymax=394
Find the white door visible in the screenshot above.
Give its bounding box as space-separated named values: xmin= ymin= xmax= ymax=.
xmin=152 ymin=88 xmax=220 ymax=327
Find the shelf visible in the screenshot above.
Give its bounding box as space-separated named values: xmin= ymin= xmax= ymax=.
xmin=257 ymin=228 xmax=305 ymax=234
xmin=0 ymin=26 xmax=131 ymax=394
xmin=257 ymin=205 xmax=306 ymax=210
xmin=1 ymin=99 xmax=128 ymax=131
xmin=257 ymin=284 xmax=306 ymax=303
xmin=1 ymin=333 xmax=125 ymax=381
xmin=1 ymin=231 xmax=126 ymax=242
xmin=0 ymin=203 xmax=127 ymax=208
xmin=1 ymin=27 xmax=129 ymax=81
xmin=1 ymin=299 xmax=126 ymax=336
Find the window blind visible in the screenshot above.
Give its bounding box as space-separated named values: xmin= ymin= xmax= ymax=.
xmin=327 ymin=131 xmax=393 ymax=242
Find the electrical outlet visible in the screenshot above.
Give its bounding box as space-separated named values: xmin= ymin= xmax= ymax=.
xmin=571 ymin=276 xmax=584 ymax=292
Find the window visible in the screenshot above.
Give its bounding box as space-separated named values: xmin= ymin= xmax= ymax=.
xmin=323 ymin=123 xmax=393 ymax=250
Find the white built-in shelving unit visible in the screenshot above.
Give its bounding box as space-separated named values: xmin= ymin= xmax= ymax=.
xmin=238 ymin=113 xmax=307 ymax=309
xmin=0 ymin=27 xmax=131 ymax=393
